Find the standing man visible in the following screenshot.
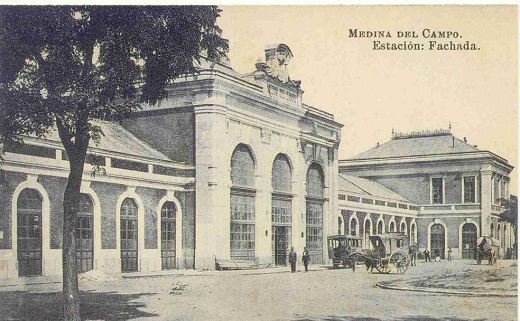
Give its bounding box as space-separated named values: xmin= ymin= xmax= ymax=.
xmin=447 ymin=248 xmax=452 ymax=261
xmin=289 ymin=247 xmax=297 ymax=273
xmin=302 ymin=247 xmax=310 ymax=272
xmin=423 ymin=248 xmax=431 ymax=262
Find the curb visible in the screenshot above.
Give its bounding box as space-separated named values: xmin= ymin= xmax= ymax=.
xmin=376 ymin=282 xmax=518 ymax=298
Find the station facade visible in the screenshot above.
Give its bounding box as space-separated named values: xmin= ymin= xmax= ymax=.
xmin=0 ymin=44 xmax=343 ymax=278
xmin=0 ymin=44 xmax=515 ymax=279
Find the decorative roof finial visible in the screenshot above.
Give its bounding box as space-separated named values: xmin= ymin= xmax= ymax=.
xmin=449 ymin=121 xmax=452 ymax=131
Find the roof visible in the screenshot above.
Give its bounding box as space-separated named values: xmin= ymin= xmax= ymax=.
xmin=43 ymin=120 xmax=171 ymax=161
xmin=348 ymin=133 xmax=480 ymax=161
xmin=339 ymin=174 xmax=410 ymax=203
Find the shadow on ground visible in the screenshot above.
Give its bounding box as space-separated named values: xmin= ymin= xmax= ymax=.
xmin=295 ymin=316 xmax=488 ymax=321
xmin=0 ymin=290 xmax=158 ymax=320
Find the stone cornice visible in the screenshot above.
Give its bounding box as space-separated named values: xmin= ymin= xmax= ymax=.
xmin=340 ymin=151 xmax=514 ymax=173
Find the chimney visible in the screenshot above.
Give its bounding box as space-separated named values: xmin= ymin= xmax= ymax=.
xmin=464 ymin=137 xmax=467 ymax=143
xmin=452 ymin=137 xmax=455 ymax=148
xmin=376 ymin=142 xmax=380 ymax=147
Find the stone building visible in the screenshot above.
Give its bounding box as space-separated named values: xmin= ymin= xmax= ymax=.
xmin=339 ymin=129 xmax=515 ymax=259
xmin=0 ymin=44 xmax=343 ymax=278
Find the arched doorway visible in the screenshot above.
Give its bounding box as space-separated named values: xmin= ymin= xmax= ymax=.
xmin=76 ymin=194 xmax=94 ymax=273
xmin=17 ymin=189 xmax=43 ymax=276
xmin=271 ymin=154 xmax=292 ymax=266
xmin=121 ymin=198 xmax=139 ymax=272
xmin=161 ymin=201 xmax=177 ymax=269
xmin=461 ymin=223 xmax=477 ymax=259
xmin=430 ymin=224 xmax=445 ymax=259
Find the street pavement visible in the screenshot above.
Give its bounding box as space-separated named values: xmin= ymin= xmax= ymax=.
xmin=0 ymin=259 xmax=517 ymax=321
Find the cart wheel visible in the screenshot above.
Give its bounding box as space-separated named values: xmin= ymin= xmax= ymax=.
xmin=375 ymin=261 xmax=390 ymax=274
xmin=390 ymin=252 xmax=410 ymax=274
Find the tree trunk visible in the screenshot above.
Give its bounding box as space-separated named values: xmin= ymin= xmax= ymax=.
xmin=62 ymin=154 xmax=86 ymax=321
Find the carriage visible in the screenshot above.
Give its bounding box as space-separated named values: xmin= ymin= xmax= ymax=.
xmin=327 ymin=235 xmax=365 ymax=268
xmin=476 ymin=236 xmax=500 ymax=265
xmin=365 ymin=233 xmax=412 ymax=274
xmin=327 ymin=233 xmax=412 ymax=274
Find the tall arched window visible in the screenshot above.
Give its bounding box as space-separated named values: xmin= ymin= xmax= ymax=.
xmin=338 ymin=216 xmax=343 ymax=235
xmin=76 ymin=194 xmax=94 ymax=273
xmin=364 ymin=220 xmax=371 ymax=249
xmin=161 ymin=201 xmax=177 ymax=269
xmin=271 ymin=154 xmax=292 ymax=265
xmin=377 ymin=220 xmax=384 ymax=235
xmin=230 ymin=144 xmax=256 ymax=261
xmin=121 ymin=198 xmax=138 ymax=272
xmin=17 ymin=189 xmax=43 ymax=276
xmin=306 ymin=163 xmax=325 ymax=264
xmin=400 ymin=221 xmax=406 ymax=235
xmin=350 ymin=218 xmax=358 ymax=236
xmin=389 ymin=221 xmax=396 ymax=232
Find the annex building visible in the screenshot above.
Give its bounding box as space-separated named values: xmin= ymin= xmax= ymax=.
xmin=339 ymin=129 xmax=515 ymax=260
xmin=0 ymin=44 xmax=343 ymax=278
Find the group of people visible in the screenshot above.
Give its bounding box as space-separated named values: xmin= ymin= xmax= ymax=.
xmin=288 ymin=247 xmax=310 ymax=272
xmin=423 ymin=248 xmax=453 ymax=262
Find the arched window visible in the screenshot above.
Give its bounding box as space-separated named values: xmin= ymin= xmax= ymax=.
xmin=306 ymin=163 xmax=325 ymax=264
xmin=230 ymin=144 xmax=256 ymax=261
xmin=161 ymin=201 xmax=177 ymax=269
xmin=364 ymin=220 xmax=371 ymax=249
xmin=76 ymin=194 xmax=94 ymax=273
xmin=306 ymin=163 xmax=324 ymax=198
xmin=377 ymin=220 xmax=384 ymax=234
xmin=271 ymin=154 xmax=292 ymax=265
xmin=121 ymin=198 xmax=138 ymax=272
xmin=17 ymin=189 xmax=43 ymax=276
xmin=389 ymin=221 xmax=396 ymax=232
xmin=410 ymin=223 xmax=416 ymax=244
xmin=338 ymin=216 xmax=343 ymax=235
xmin=272 ymin=154 xmax=292 ymax=193
xmin=231 ymin=144 xmax=255 ymax=188
xmin=350 ymin=218 xmax=358 ymax=236
xmin=400 ymin=222 xmax=406 ymax=235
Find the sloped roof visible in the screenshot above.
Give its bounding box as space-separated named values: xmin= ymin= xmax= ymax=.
xmin=348 ymin=134 xmax=479 ymax=160
xmin=339 ymin=174 xmax=410 ymax=203
xmin=44 ymin=120 xmax=171 ymax=161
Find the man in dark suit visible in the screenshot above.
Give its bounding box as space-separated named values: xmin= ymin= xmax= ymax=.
xmin=302 ymin=247 xmax=310 ymax=272
xmin=289 ymin=247 xmax=297 ymax=272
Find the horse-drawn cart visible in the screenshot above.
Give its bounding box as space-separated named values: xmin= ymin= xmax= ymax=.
xmin=327 ymin=233 xmax=412 ymax=274
xmin=327 ymin=235 xmax=364 ymax=269
xmin=476 ymin=236 xmax=500 ymax=265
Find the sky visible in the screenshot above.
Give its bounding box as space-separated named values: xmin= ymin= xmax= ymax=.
xmin=217 ymin=5 xmax=518 ymax=194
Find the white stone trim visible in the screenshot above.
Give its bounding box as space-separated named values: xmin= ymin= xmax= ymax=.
xmin=399 ymin=217 xmax=408 ymax=235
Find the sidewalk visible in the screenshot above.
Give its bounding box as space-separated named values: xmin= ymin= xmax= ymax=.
xmin=0 ymin=264 xmax=328 ymax=288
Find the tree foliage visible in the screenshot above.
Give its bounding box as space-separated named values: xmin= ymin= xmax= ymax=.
xmin=0 ymin=6 xmax=228 ymax=320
